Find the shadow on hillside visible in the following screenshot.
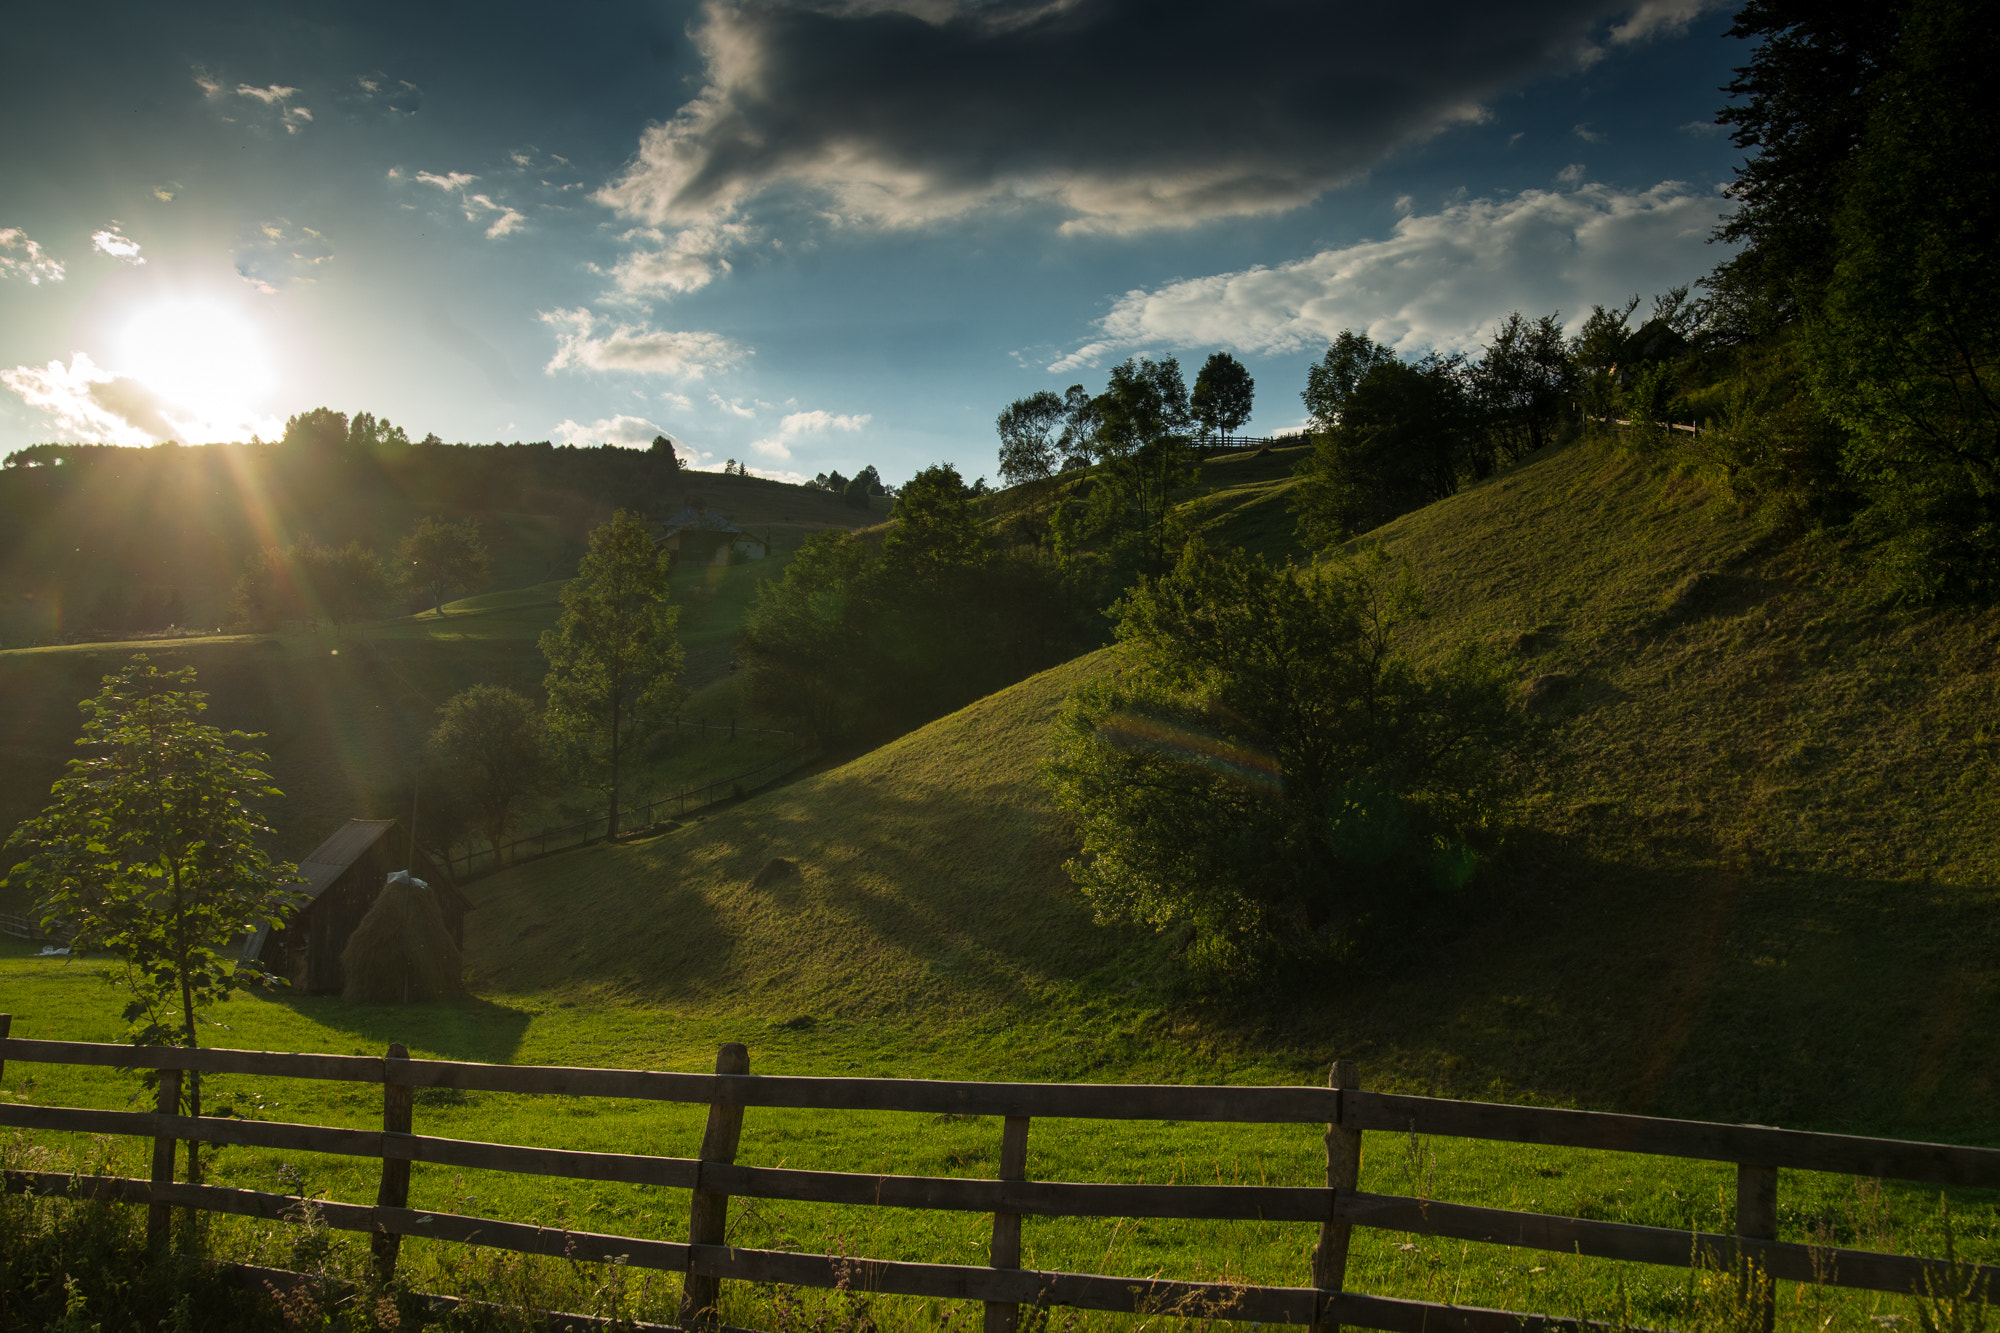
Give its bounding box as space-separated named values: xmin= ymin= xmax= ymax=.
xmin=273 ymin=992 xmax=534 ymax=1065
xmin=1257 ymin=845 xmax=2000 ymax=1139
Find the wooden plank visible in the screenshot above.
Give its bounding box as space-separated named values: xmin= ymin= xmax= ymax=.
xmin=4 ymin=1169 xmax=154 ymax=1205
xmin=1737 ymin=1164 xmax=1778 ymax=1333
xmin=374 ymin=1043 xmax=414 ymax=1281
xmin=1314 ymin=1060 xmax=1364 ymax=1333
xmin=985 ymin=1115 xmax=1030 ymax=1333
xmin=0 ymin=1038 xmax=384 ymax=1083
xmin=1345 ymin=1092 xmax=2000 ymax=1189
xmin=395 ymin=1133 xmax=701 ymax=1188
xmin=699 ymin=1161 xmax=1329 ymax=1220
xmin=1336 ymin=1190 xmax=2000 ymax=1297
xmin=682 ymin=1042 xmax=750 ymax=1326
xmin=686 ymin=1243 xmax=1318 ymax=1323
xmin=149 ymin=1068 xmax=180 ymax=1251
xmin=5 ymin=1035 xmax=1332 ymax=1121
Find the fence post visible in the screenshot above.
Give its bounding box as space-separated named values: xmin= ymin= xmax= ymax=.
xmin=0 ymin=1013 xmax=9 ymax=1089
xmin=147 ymin=1065 xmax=182 ymax=1252
xmin=373 ymin=1042 xmax=414 ymax=1282
xmin=1736 ymin=1163 xmax=1778 ymax=1333
xmin=984 ymin=1115 xmax=1032 ymax=1333
xmin=681 ymin=1042 xmax=750 ymax=1327
xmin=1312 ymin=1060 xmax=1363 ymax=1333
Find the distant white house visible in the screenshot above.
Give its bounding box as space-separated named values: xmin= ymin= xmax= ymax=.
xmin=654 ymin=505 xmax=769 ymax=565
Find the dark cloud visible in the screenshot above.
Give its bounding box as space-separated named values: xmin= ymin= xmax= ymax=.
xmin=88 ymin=375 xmax=179 ymax=440
xmin=602 ymin=0 xmax=1639 ymax=233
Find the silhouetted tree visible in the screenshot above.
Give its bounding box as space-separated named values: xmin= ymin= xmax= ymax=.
xmin=1191 ymin=352 xmax=1255 ymax=441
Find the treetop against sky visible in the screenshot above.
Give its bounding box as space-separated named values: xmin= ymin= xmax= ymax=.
xmin=0 ymin=0 xmax=1744 ymax=484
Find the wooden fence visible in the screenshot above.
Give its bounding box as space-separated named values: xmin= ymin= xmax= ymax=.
xmin=3 ymin=1016 xmax=1997 ymax=1333
xmin=0 ymin=912 xmax=51 ymax=944
xmin=442 ymin=746 xmax=816 ymax=882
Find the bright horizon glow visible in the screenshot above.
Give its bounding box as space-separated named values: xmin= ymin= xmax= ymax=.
xmin=116 ymin=299 xmax=276 ymax=438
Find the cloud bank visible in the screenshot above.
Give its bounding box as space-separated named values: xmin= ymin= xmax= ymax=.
xmin=550 ymin=413 xmax=676 ymax=450
xmin=1052 ymin=179 xmax=1729 ymax=370
xmin=599 ymin=0 xmax=1666 ymax=245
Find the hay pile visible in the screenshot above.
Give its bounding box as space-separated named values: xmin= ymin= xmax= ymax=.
xmin=340 ymin=872 xmax=464 ymax=1003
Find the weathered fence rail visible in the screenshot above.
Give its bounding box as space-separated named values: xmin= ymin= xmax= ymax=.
xmin=3 ymin=1017 xmax=1997 ymax=1332
xmin=0 ymin=911 xmax=53 ymax=944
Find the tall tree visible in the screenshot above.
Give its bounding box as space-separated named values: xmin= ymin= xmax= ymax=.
xmin=1807 ymin=0 xmax=2000 ymax=596
xmin=996 ymin=390 xmax=1066 ymax=484
xmin=885 ymin=463 xmax=983 ymax=580
xmin=1472 ymin=312 xmax=1579 ymax=472
xmin=1302 ymin=331 xmax=1399 ymax=432
xmin=282 ymin=407 xmax=348 ymax=458
xmin=4 ymin=657 xmax=303 ymax=1186
xmin=1706 ymin=0 xmax=1908 ymax=339
xmin=1095 ymin=356 xmax=1198 ymax=573
xmin=1191 ymin=352 xmax=1256 ymax=441
xmin=399 ymin=516 xmax=491 ymax=616
xmin=540 ymin=510 xmax=685 ymax=838
xmin=1293 ymin=352 xmax=1476 ymax=545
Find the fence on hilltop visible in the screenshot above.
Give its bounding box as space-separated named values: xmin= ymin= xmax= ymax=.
xmin=440 ymin=741 xmax=815 ymax=882
xmin=3 ymin=1014 xmax=1996 ymax=1333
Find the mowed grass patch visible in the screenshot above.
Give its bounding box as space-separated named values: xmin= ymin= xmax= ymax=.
xmin=5 ymin=945 xmax=1997 ymax=1333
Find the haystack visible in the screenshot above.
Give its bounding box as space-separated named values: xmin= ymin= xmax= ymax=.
xmin=340 ymin=872 xmax=465 ymax=1003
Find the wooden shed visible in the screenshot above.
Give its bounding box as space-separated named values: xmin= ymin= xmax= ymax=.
xmin=241 ymin=819 xmax=469 ymax=995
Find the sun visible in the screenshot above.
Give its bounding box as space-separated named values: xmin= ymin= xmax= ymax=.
xmin=117 ymin=299 xmax=275 ymax=432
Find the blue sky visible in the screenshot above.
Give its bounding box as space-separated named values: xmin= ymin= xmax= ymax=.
xmin=0 ymin=0 xmax=1747 ymax=484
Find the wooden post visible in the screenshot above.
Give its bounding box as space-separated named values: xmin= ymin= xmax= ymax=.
xmin=1312 ymin=1060 xmax=1363 ymax=1333
xmin=0 ymin=1014 xmax=10 ymax=1090
xmin=681 ymin=1042 xmax=750 ymax=1327
xmin=984 ymin=1116 xmax=1032 ymax=1333
xmin=1736 ymin=1163 xmax=1778 ymax=1333
xmin=147 ymin=1067 xmax=182 ymax=1252
xmin=373 ymin=1042 xmax=414 ymax=1282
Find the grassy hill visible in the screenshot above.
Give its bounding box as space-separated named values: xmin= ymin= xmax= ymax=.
xmin=468 ymin=437 xmax=2000 ymax=1138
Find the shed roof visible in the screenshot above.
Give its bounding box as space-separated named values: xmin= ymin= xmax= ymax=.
xmin=298 ymin=819 xmax=398 ymax=903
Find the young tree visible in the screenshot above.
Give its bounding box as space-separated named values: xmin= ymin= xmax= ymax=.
xmin=650 ymin=434 xmax=683 ymax=470
xmin=540 ymin=510 xmax=685 ymax=838
xmin=399 ymin=515 xmax=491 ymax=616
xmin=427 ymin=685 xmax=555 ymax=862
xmin=996 ymin=390 xmax=1067 ymax=484
xmin=1293 ymin=353 xmax=1476 ymax=546
xmin=1045 ymin=545 xmax=1517 ymax=977
xmin=1057 ymin=384 xmax=1100 ymax=469
xmin=1472 ymin=312 xmax=1579 ymax=472
xmin=1191 ymin=352 xmax=1256 ymax=441
xmin=3 ymin=657 xmax=303 ymax=1185
xmin=885 ymin=462 xmax=983 ymax=580
xmin=1302 ymin=331 xmax=1399 ymax=432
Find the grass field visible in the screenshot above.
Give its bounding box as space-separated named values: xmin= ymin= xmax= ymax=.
xmin=5 ymin=437 xmax=2000 ymax=1328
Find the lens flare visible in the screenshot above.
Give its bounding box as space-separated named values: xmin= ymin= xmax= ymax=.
xmin=1096 ymin=708 xmax=1284 ymax=793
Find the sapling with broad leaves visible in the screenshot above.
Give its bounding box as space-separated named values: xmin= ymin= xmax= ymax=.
xmin=4 ymin=655 xmax=304 ymax=1185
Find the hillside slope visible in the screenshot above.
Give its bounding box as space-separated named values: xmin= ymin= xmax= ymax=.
xmin=466 ymin=438 xmax=2000 ymax=1138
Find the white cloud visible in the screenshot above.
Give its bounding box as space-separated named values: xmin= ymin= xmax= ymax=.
xmin=749 ymin=409 xmax=870 ymax=460
xmin=91 ymin=226 xmax=145 ymax=265
xmin=1573 ymin=123 xmax=1605 ymax=143
xmin=1050 ymin=180 xmax=1730 ymax=370
xmin=709 ymin=392 xmax=756 ymax=419
xmin=549 ymin=414 xmax=677 ymax=450
xmin=406 ymin=172 xmax=528 ymax=240
xmin=1556 ymin=163 xmax=1588 ymax=185
xmin=1 ymin=351 xmax=277 ymax=445
xmin=415 ymin=170 xmax=479 ymax=192
xmin=540 ymin=307 xmax=746 ymax=379
xmin=602 ymin=219 xmax=753 ymax=299
xmin=197 ymin=73 xmax=315 ymax=133
xmin=659 ymin=391 xmax=694 ymax=412
xmin=356 ymin=73 xmax=422 ymax=114
xmin=234 ymin=220 xmax=331 ymax=293
xmin=152 ymin=182 xmax=181 ymax=203
xmin=1607 ymin=0 xmax=1721 ymax=44
xmin=0 ymin=228 xmax=64 ymax=284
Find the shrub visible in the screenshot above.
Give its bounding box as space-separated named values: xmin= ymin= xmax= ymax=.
xmin=1045 ymin=542 xmax=1522 ymax=977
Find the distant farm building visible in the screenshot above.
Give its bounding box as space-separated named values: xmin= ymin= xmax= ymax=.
xmin=655 ymin=504 xmax=768 ymax=566
xmin=241 ymin=819 xmax=468 ymax=995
